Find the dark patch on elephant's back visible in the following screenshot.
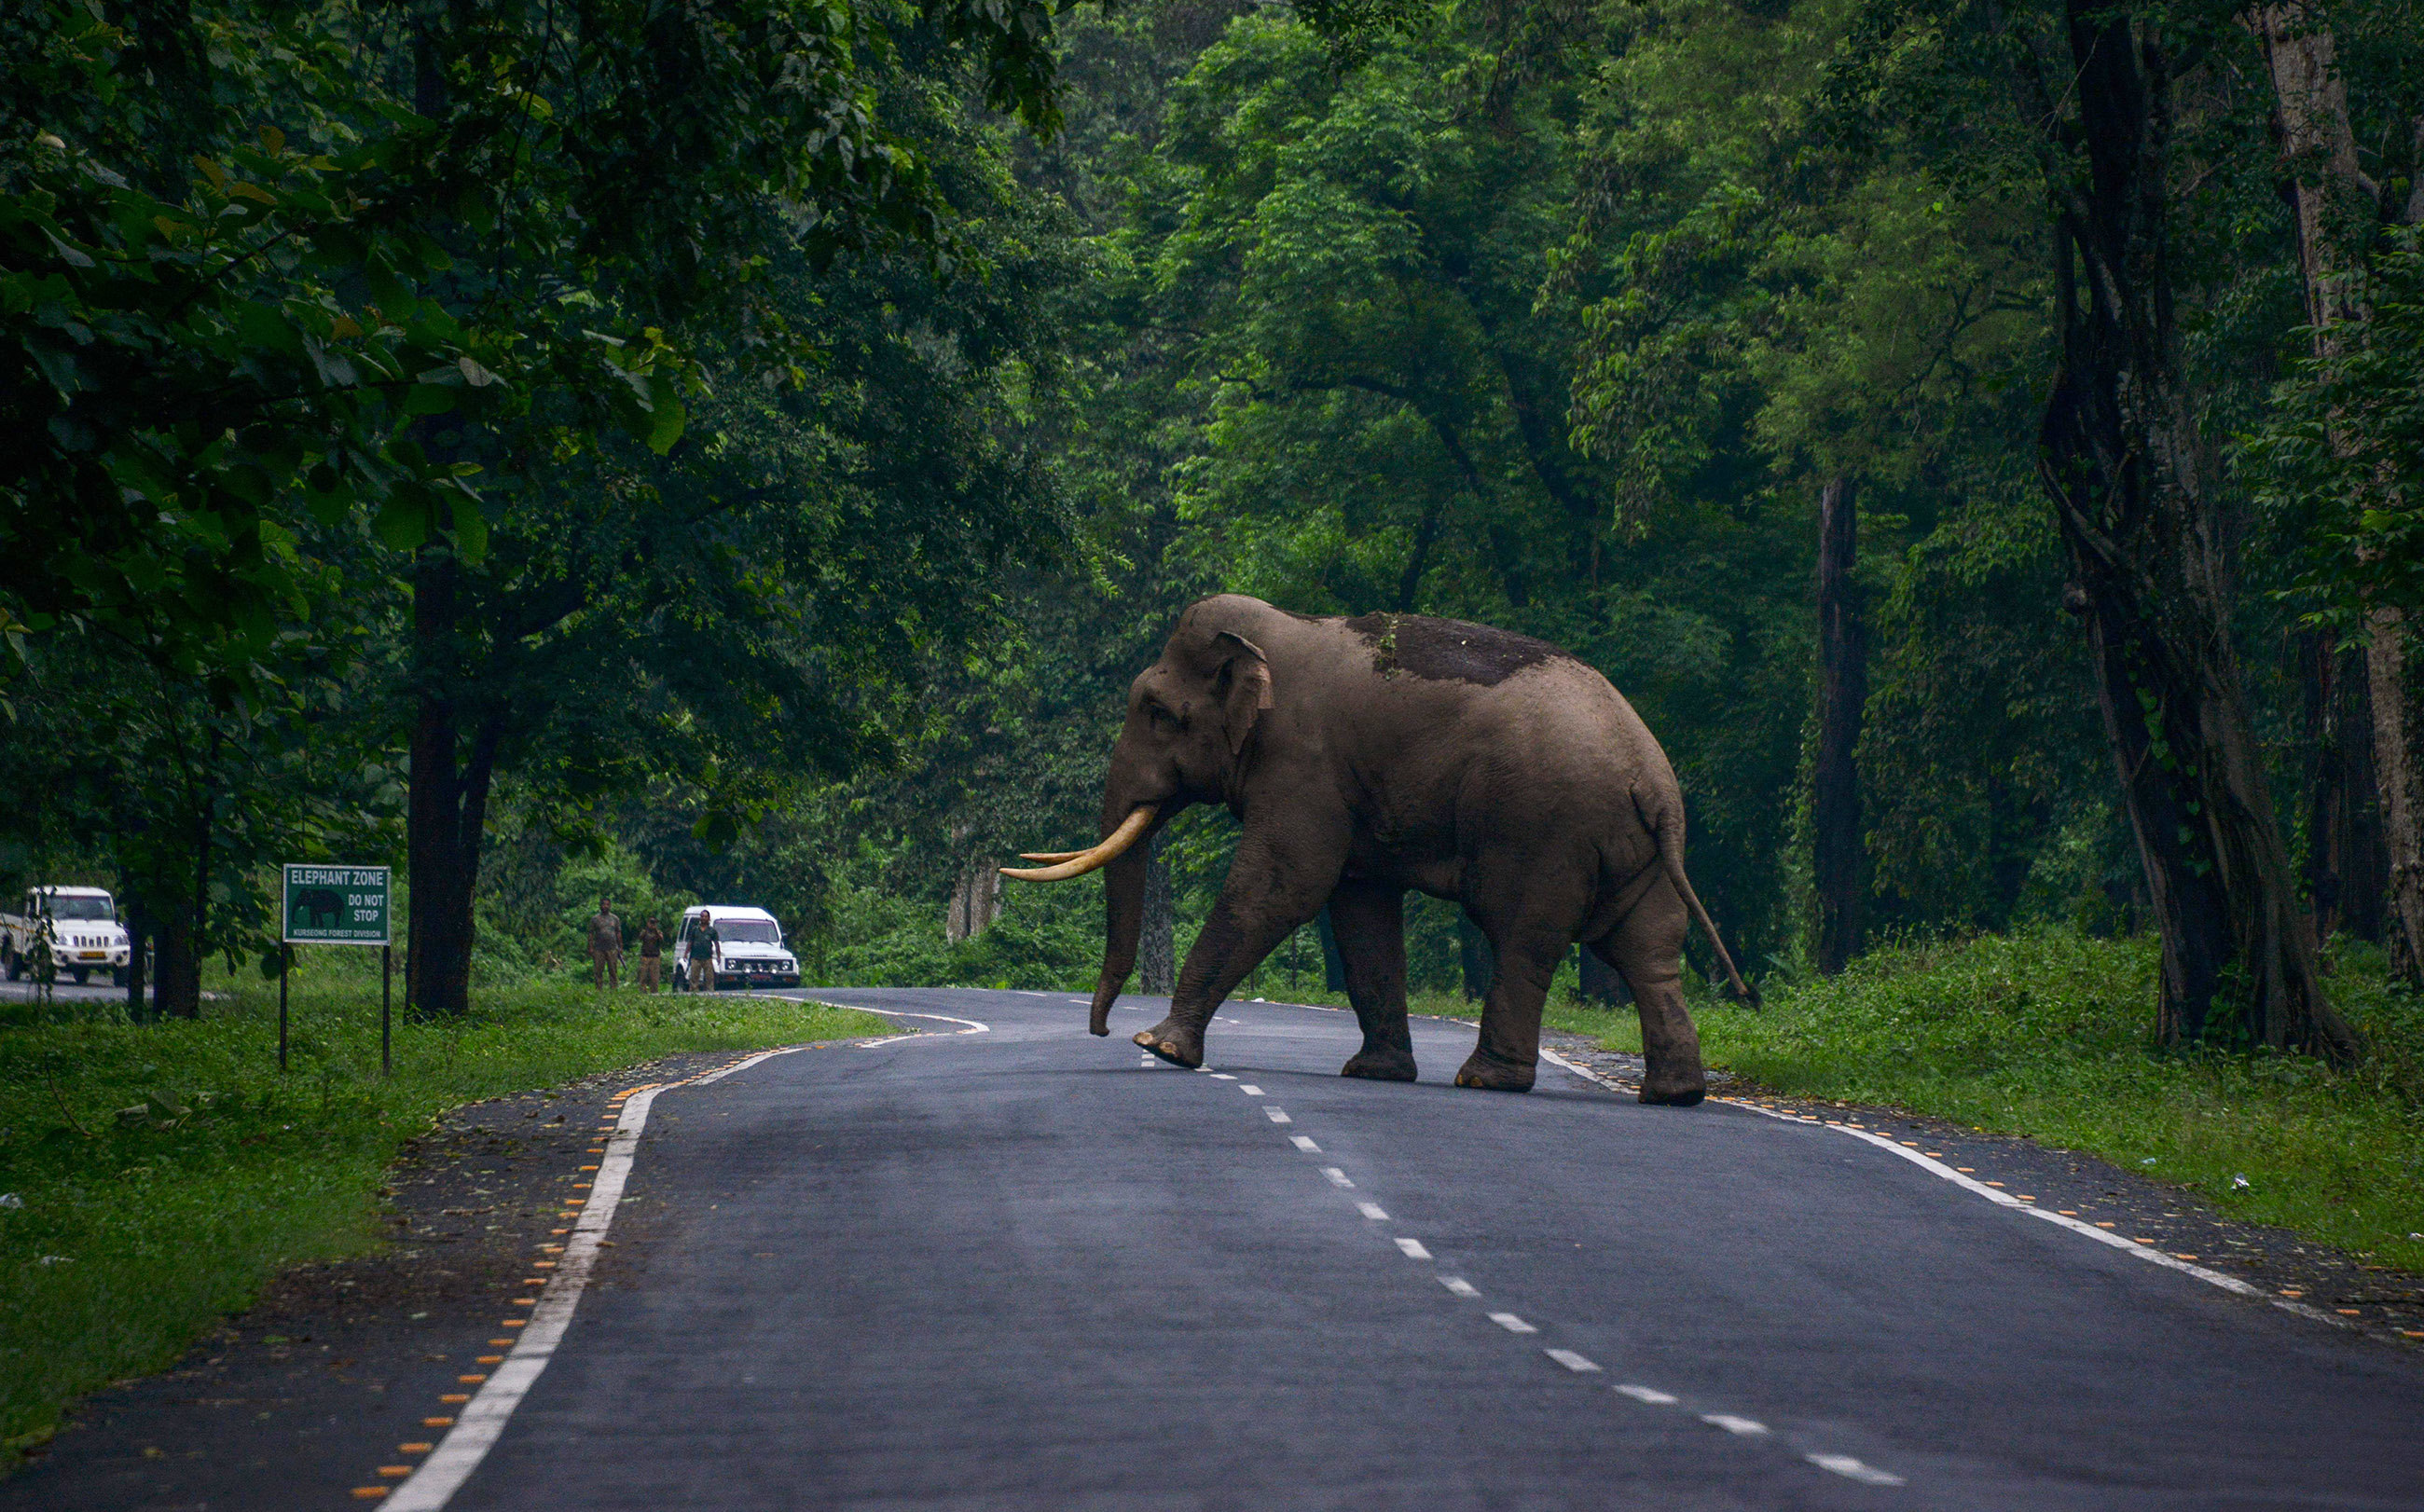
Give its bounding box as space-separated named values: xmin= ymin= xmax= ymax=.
xmin=1343 ymin=613 xmax=1568 ymax=686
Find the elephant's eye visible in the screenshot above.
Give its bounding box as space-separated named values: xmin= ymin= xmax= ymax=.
xmin=1147 ymin=703 xmax=1180 ymax=733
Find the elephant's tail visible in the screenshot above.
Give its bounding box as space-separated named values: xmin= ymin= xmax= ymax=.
xmin=1639 ymin=792 xmax=1761 ymax=1008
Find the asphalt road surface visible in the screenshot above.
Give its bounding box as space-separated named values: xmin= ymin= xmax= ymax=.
xmin=353 ymin=989 xmax=2424 ymax=1508
xmin=0 ymin=977 xmax=132 ymax=1004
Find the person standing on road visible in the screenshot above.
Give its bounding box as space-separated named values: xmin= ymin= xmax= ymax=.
xmin=688 ymin=911 xmax=719 ymax=993
xmin=587 ymin=899 xmax=624 ymax=989
xmin=636 ymin=915 xmax=664 ymax=992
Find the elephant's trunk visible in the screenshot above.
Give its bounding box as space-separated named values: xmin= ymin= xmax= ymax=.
xmin=1089 ymin=839 xmax=1149 ymax=1037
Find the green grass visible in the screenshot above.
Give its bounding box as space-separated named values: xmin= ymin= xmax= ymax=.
xmin=1572 ymin=928 xmax=2424 ymax=1272
xmin=0 ymin=961 xmax=887 ymax=1453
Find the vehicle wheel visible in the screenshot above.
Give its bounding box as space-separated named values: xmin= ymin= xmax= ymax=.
xmin=113 ymin=968 xmax=128 ymax=988
xmin=71 ymin=968 xmax=90 ymax=985
xmin=2 ymin=945 xmax=16 ymax=981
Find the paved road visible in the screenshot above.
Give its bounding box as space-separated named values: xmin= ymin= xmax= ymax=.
xmin=426 ymin=988 xmax=2420 ymax=1510
xmin=0 ymin=978 xmax=132 ymax=1003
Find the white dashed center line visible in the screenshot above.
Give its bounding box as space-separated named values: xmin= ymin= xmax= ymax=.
xmin=1201 ymin=1008 xmax=1908 ymax=1498
xmin=1809 ymin=1454 xmax=1907 ymax=1486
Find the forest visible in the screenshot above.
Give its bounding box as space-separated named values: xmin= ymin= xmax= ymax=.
xmin=5 ymin=0 xmax=2424 ymax=1055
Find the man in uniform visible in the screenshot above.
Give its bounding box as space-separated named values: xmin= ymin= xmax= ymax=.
xmin=586 ymin=899 xmax=624 ymax=989
xmin=688 ymin=911 xmax=719 ymax=993
xmin=636 ymin=915 xmax=665 ymax=992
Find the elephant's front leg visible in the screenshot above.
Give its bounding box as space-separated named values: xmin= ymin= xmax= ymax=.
xmin=1453 ymin=913 xmax=1577 ymax=1093
xmin=1328 ymin=879 xmax=1416 ymax=1081
xmin=1136 ymin=828 xmax=1338 ymax=1068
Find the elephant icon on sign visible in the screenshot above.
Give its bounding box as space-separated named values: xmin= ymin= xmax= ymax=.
xmin=291 ymin=887 xmax=345 ymax=932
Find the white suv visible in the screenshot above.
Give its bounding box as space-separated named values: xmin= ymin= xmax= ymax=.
xmin=3 ymin=887 xmax=132 ymax=985
xmin=673 ymin=906 xmax=801 ymax=989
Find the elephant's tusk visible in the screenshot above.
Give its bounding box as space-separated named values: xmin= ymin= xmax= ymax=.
xmin=999 ymin=806 xmax=1158 ymax=882
xmin=1016 ymin=848 xmax=1089 ymax=863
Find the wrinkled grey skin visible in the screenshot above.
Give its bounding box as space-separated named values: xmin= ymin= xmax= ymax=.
xmin=1079 ymin=595 xmax=1753 ymax=1103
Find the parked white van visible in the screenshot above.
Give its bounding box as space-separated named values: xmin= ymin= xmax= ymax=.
xmin=673 ymin=906 xmax=800 ymax=989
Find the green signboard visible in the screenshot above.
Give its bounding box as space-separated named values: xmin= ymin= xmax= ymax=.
xmin=282 ymin=864 xmax=392 ymax=945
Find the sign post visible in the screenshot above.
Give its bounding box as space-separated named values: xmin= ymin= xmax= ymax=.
xmin=281 ymin=865 xmax=394 ymax=1074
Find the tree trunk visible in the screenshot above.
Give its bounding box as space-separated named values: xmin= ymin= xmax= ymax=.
xmin=1458 ymin=915 xmax=1494 ymax=1002
xmin=122 ymin=891 xmax=150 ymax=1023
xmin=2367 ymin=612 xmax=2424 ymax=978
xmin=152 ymin=892 xmax=199 ymax=1018
xmin=1314 ymin=906 xmax=1347 ymax=992
xmin=2033 ymin=4 xmax=2356 ymax=1060
xmin=1577 ymin=946 xmax=1630 ymax=1006
xmin=2300 ymin=630 xmax=2387 ymax=942
xmin=945 ymin=858 xmax=1003 ymax=944
xmin=405 ymin=553 xmax=500 ymax=1018
xmin=1139 ymin=838 xmax=1175 ymax=995
xmin=2254 ymin=4 xmax=2421 ymax=979
xmin=1812 ymin=474 xmax=1866 ymax=975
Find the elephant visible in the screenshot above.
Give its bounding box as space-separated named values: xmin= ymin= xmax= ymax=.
xmin=291 ymin=887 xmax=345 ymax=932
xmin=1001 ymin=594 xmax=1756 ymax=1104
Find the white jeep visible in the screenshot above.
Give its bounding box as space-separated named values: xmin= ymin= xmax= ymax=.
xmin=2 ymin=886 xmax=132 ymax=986
xmin=673 ymin=906 xmax=801 ymax=989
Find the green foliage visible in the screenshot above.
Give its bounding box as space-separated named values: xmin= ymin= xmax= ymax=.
xmin=2249 ymin=230 xmax=2424 ymax=625
xmin=0 ymin=969 xmax=888 ymax=1448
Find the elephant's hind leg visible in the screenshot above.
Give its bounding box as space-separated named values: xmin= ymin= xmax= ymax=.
xmin=1592 ymin=886 xmax=1707 ymax=1107
xmin=1329 ymin=881 xmax=1416 ymax=1081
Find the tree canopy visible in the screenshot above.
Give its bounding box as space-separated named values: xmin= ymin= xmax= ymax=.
xmin=7 ymin=0 xmax=2423 ymax=1057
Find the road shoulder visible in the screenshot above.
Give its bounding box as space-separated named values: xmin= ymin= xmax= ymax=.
xmin=0 ymin=1043 xmax=828 ymax=1510
xmin=1541 ymin=1025 xmax=2424 ymax=1354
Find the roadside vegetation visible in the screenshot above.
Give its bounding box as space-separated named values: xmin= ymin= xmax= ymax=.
xmin=0 ymin=965 xmax=886 ymax=1454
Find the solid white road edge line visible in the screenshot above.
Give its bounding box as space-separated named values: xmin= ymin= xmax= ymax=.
xmin=1534 ymin=1046 xmax=2348 ymax=1331
xmin=385 ymin=1040 xmax=819 ymax=1511
xmin=741 ymin=995 xmax=995 ymax=1048
xmin=1809 ymin=1453 xmax=1908 ymax=1487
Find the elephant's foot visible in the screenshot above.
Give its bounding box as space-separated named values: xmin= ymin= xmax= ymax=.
xmin=1340 ymin=1046 xmax=1418 ymax=1082
xmin=1639 ymin=1058 xmax=1707 ymax=1107
xmin=1134 ymin=1019 xmax=1204 ymax=1068
xmin=1452 ymin=1049 xmax=1535 ymax=1093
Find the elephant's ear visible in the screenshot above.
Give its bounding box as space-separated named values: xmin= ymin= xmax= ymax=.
xmin=1213 ymin=630 xmax=1274 ymax=757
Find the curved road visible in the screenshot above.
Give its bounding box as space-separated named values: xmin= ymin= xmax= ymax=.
xmin=410 ymin=988 xmax=2419 ymax=1510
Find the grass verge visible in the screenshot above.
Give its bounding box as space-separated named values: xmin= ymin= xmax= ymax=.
xmin=0 ymin=969 xmax=887 ymax=1452
xmin=1570 ymin=927 xmax=2424 ymax=1272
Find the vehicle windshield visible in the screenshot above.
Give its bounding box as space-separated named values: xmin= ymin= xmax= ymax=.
xmin=43 ymin=896 xmax=114 ymax=920
xmin=713 ymin=919 xmax=780 ymax=945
